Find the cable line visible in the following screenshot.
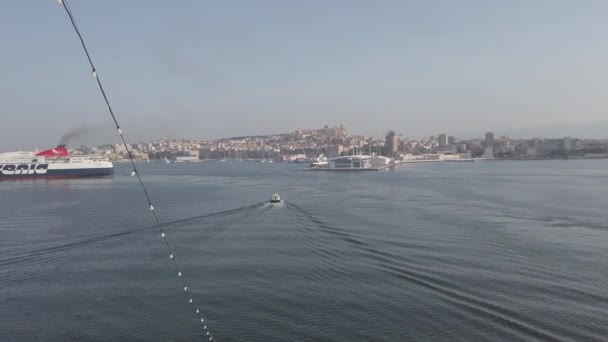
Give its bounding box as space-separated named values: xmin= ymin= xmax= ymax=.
xmin=57 ymin=1 xmax=216 ymax=340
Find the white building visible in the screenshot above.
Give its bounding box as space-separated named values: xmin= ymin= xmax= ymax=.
xmin=175 ymin=156 xmax=199 ymax=162
xmin=329 ymin=155 xmax=372 ymax=169
xmin=526 ymin=147 xmax=539 ymax=157
xmin=369 ymin=156 xmax=392 ymax=167
xmin=483 ymin=146 xmax=494 ymax=159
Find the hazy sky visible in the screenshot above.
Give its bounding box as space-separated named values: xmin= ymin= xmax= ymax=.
xmin=1 ymin=0 xmax=608 ymax=150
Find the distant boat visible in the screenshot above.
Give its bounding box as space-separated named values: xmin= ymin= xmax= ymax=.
xmin=295 ymin=157 xmax=312 ymax=163
xmin=164 ymin=157 xmax=171 ymax=164
xmin=270 ymin=193 xmax=281 ymax=203
xmin=310 ymin=154 xmax=329 ymax=167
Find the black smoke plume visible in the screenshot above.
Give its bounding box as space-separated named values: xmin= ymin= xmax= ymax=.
xmin=59 ymin=127 xmax=90 ymax=145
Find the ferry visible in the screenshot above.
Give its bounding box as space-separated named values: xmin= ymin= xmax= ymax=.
xmin=294 ymin=157 xmax=313 ymax=164
xmin=0 ymin=145 xmax=114 ymax=180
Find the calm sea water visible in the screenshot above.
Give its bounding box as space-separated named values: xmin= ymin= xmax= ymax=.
xmin=1 ymin=160 xmax=608 ymax=341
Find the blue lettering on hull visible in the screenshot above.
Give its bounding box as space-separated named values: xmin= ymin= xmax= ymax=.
xmin=0 ymin=164 xmax=113 ymax=179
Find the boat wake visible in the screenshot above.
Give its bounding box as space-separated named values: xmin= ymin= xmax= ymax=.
xmin=282 ymin=202 xmax=592 ymax=342
xmin=286 ymin=202 xmax=367 ymax=247
xmin=0 ymin=202 xmax=265 ymax=284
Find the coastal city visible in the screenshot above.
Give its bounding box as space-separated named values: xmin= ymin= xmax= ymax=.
xmin=69 ymin=124 xmax=608 ymax=165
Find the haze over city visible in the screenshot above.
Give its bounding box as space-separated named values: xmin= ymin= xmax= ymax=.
xmin=2 ymin=0 xmax=608 ymax=150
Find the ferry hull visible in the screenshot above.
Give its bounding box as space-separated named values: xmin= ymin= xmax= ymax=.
xmin=0 ymin=167 xmax=113 ymax=180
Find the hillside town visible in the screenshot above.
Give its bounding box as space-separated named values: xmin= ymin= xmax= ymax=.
xmin=70 ymin=125 xmax=608 ymax=163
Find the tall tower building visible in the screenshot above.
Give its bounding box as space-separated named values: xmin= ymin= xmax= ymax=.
xmin=485 ymin=132 xmax=495 ymax=147
xmin=385 ymin=131 xmax=398 ymax=157
xmin=438 ymin=133 xmax=448 ymax=147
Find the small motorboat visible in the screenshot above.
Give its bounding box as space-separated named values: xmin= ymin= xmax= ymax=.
xmin=270 ymin=193 xmax=281 ymax=203
xmin=310 ymin=154 xmax=329 ymax=168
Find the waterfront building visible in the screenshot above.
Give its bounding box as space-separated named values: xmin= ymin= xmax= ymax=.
xmin=385 ymin=131 xmax=398 ymax=157
xmin=526 ymin=147 xmax=539 ymax=157
xmin=329 ymin=155 xmax=371 ymax=169
xmin=563 ymin=137 xmax=574 ymax=151
xmin=175 ymin=155 xmax=199 ymax=162
xmin=369 ymin=155 xmax=392 ymax=167
xmin=483 ymin=146 xmax=494 ymax=159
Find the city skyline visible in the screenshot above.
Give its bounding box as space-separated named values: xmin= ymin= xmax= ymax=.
xmin=49 ymin=123 xmax=606 ymax=165
xmin=2 ymin=1 xmax=608 ymax=150
xmin=4 ymin=121 xmax=608 ymax=153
